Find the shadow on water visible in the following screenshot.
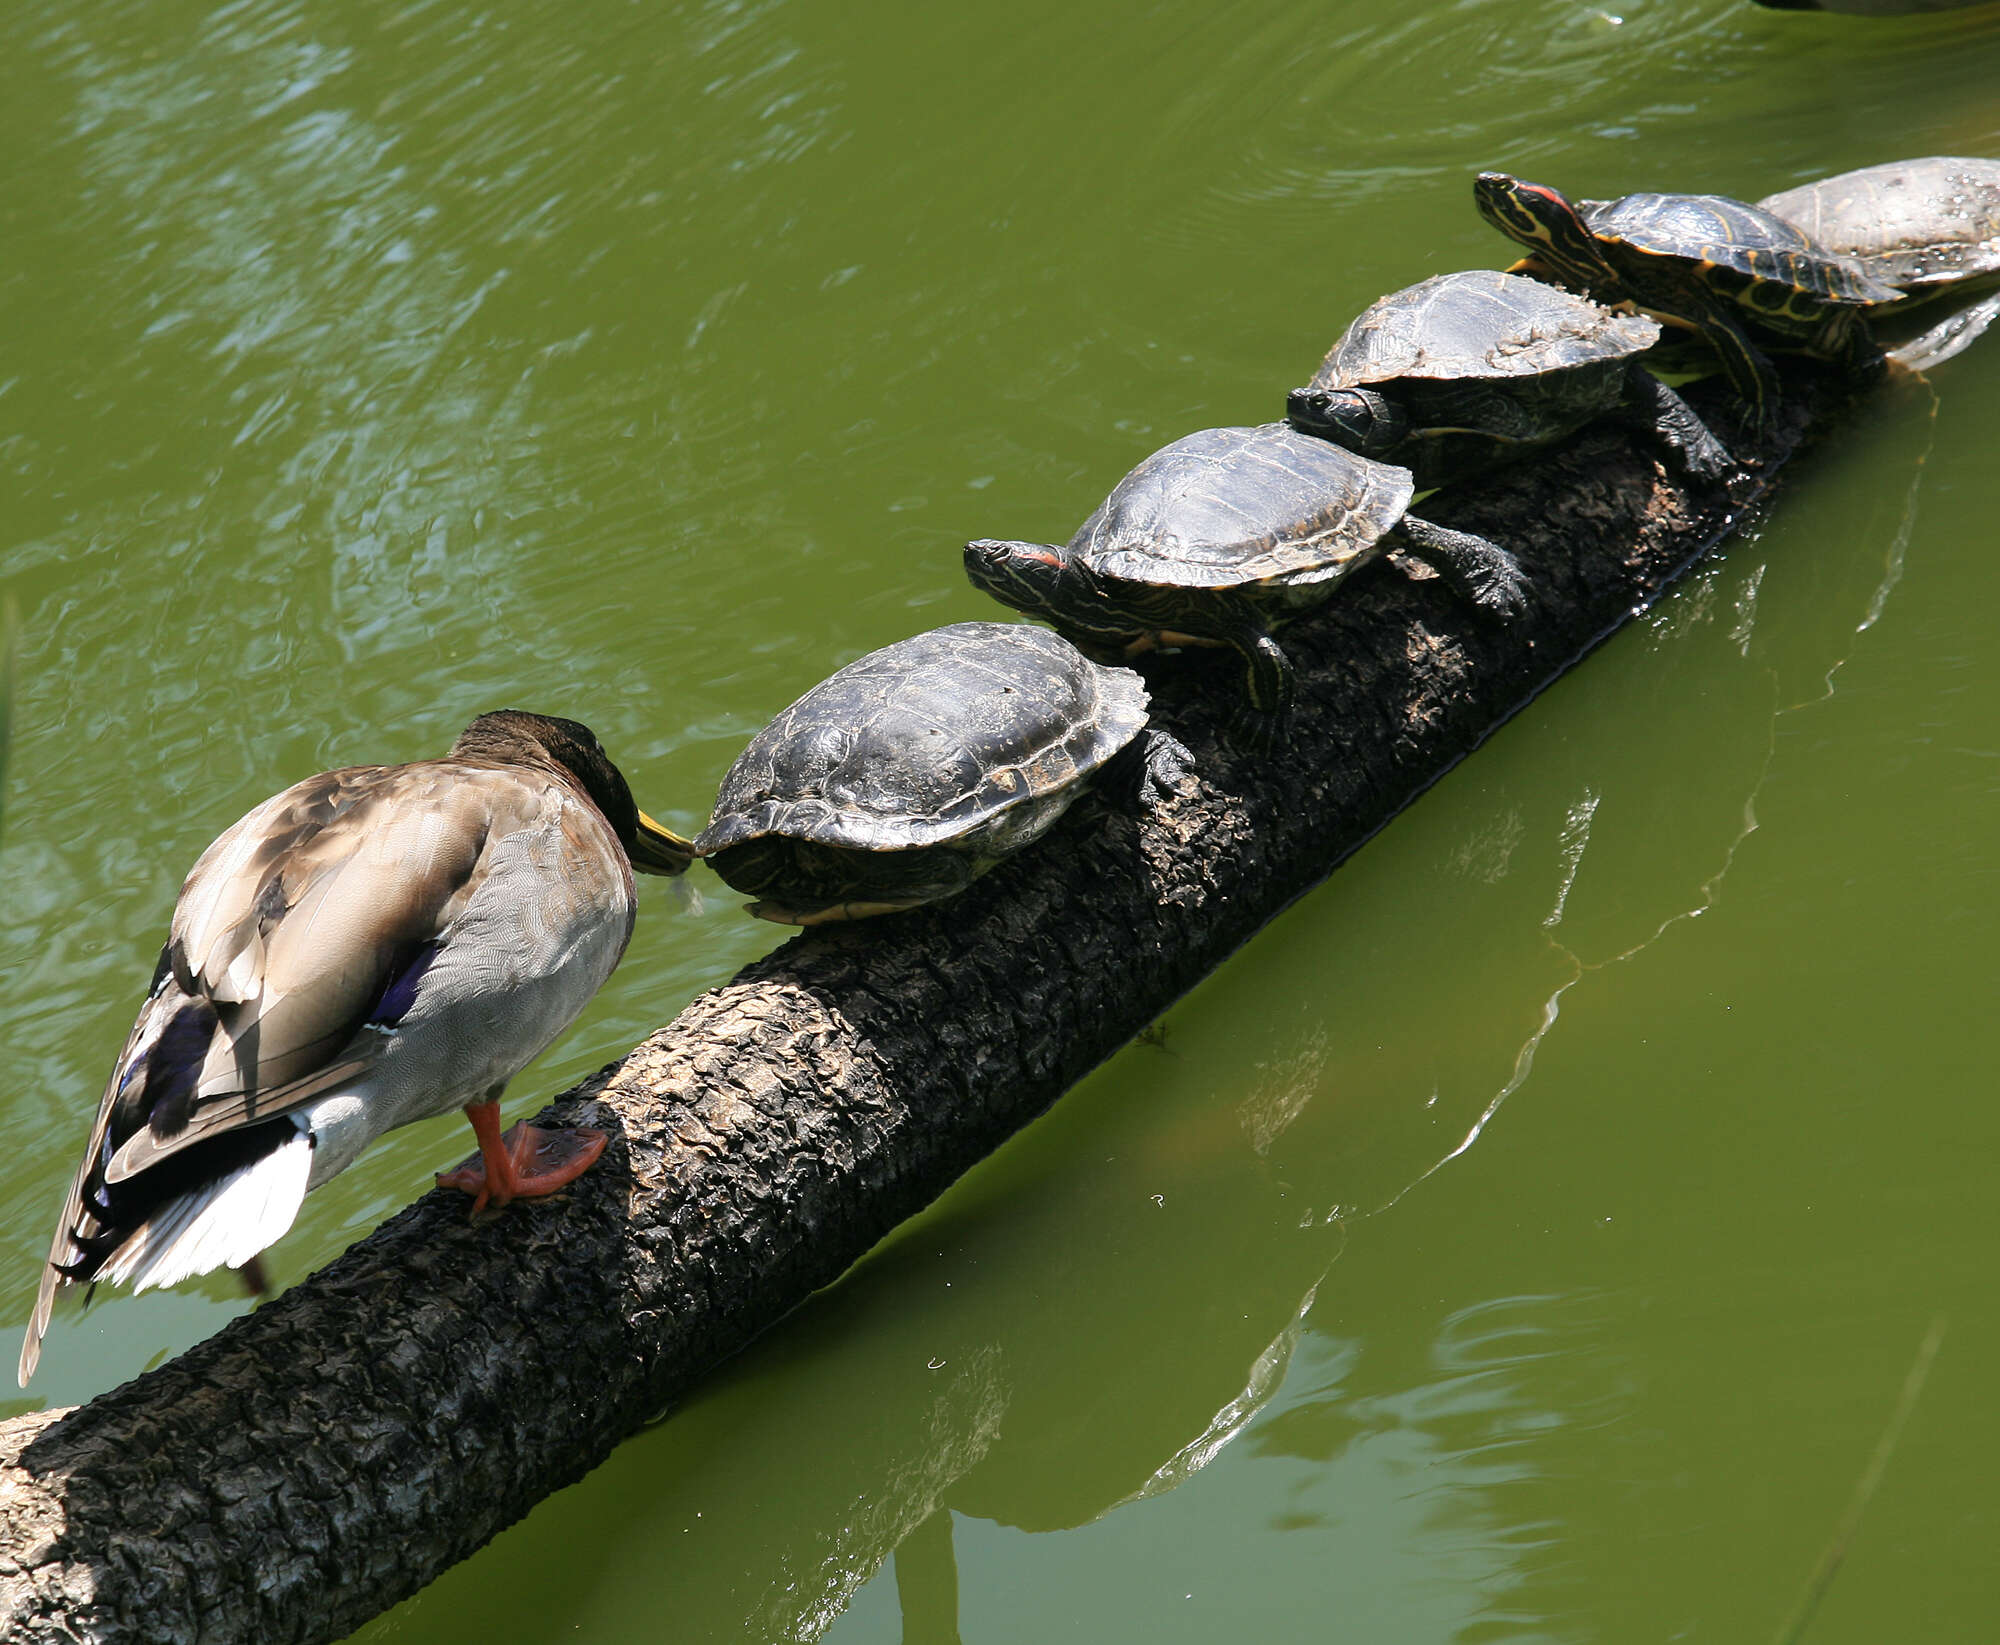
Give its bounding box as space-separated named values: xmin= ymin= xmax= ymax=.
xmin=349 ymin=381 xmax=1944 ymax=1643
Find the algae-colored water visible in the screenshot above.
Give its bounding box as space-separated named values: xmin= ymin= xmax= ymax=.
xmin=3 ymin=0 xmax=1998 ymax=1638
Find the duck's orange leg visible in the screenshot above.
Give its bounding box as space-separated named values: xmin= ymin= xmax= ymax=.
xmin=436 ymin=1098 xmax=606 ymax=1216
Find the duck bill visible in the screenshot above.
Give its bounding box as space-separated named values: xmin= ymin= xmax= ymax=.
xmin=630 ymin=810 xmax=697 ymax=875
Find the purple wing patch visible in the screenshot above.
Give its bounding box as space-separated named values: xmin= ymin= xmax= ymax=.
xmin=368 ymin=941 xmax=441 ymax=1029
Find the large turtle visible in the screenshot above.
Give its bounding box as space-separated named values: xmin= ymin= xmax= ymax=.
xmin=696 ymin=622 xmax=1154 ymax=924
xmin=965 ymin=422 xmax=1526 ymax=741
xmin=1758 ymin=158 xmax=2000 ymax=373
xmin=1758 ymin=157 xmax=2000 ymax=302
xmin=1285 ymin=269 xmax=1731 ymax=487
xmin=1473 ymin=171 xmax=1902 ymax=435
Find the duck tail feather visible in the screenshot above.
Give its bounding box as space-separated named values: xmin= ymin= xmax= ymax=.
xmin=18 ymin=1266 xmax=61 ymax=1388
xmin=97 ymin=1127 xmax=313 ymax=1297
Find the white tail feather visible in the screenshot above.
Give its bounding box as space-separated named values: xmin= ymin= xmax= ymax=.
xmin=98 ymin=1128 xmax=313 ymax=1293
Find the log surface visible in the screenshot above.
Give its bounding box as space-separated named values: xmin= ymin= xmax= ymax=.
xmin=0 ymin=365 xmax=1849 ymax=1644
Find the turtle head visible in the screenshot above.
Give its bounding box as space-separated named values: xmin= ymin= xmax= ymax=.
xmin=1474 ymin=172 xmax=1605 ymax=287
xmin=1285 ymin=385 xmax=1410 ymax=460
xmin=964 ymin=538 xmax=1084 ymax=623
xmin=966 ymin=538 xmax=1144 ymax=652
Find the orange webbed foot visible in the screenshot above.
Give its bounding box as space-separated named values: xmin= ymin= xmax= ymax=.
xmin=437 ymin=1099 xmax=607 ymax=1216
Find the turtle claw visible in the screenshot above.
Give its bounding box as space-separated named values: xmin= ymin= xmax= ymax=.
xmin=1126 ymin=726 xmax=1200 ymax=808
xmin=1465 ymin=555 xmax=1531 ymax=620
xmin=1683 ymin=437 xmax=1736 ymax=483
xmin=1395 ymin=513 xmax=1530 ymax=621
xmin=1618 ymin=362 xmax=1733 ymax=481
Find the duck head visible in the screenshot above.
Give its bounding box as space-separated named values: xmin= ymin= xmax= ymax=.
xmin=452 ymin=711 xmax=693 ymax=874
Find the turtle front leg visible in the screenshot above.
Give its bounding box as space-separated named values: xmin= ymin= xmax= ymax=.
xmin=1687 ymin=303 xmax=1783 ymax=441
xmin=1395 ymin=514 xmax=1530 ymax=619
xmin=1889 ymin=289 xmax=2000 ymax=373
xmin=1819 ymin=306 xmax=1888 ymax=381
xmin=1613 ymin=361 xmax=1732 ymax=480
xmin=1214 ymin=611 xmax=1294 ymax=753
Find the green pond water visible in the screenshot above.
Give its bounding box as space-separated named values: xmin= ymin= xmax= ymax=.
xmin=3 ymin=0 xmax=1998 ymax=1638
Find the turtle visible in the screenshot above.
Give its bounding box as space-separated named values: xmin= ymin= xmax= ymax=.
xmin=1758 ymin=157 xmax=2000 ymax=302
xmin=964 ymin=422 xmax=1527 ymax=741
xmin=695 ymin=622 xmax=1156 ymax=924
xmin=1284 ymin=269 xmax=1732 ymax=487
xmin=1473 ymin=171 xmax=1903 ymax=435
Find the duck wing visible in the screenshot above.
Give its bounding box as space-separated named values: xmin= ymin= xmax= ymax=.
xmin=114 ymin=763 xmax=511 ymax=1166
xmin=21 ymin=760 xmax=545 ymax=1383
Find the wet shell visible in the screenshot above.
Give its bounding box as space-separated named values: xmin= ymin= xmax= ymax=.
xmin=1073 ymin=424 xmax=1414 ymax=591
xmin=697 ymin=622 xmax=1149 ymax=856
xmin=1759 ymin=157 xmax=2000 ymax=297
xmin=1309 ymin=269 xmax=1660 ymax=388
xmin=1580 ymin=191 xmax=1902 ymax=310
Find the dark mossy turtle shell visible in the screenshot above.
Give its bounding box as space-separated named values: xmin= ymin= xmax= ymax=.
xmin=1074 ymin=424 xmax=1414 ymax=592
xmin=1578 ymin=192 xmax=1901 ymax=307
xmin=1758 ymin=158 xmax=2000 ymax=295
xmin=696 ymin=622 xmax=1148 ymax=856
xmin=1310 ymin=270 xmax=1660 ymax=389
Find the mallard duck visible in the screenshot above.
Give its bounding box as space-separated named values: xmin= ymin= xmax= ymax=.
xmin=18 ymin=710 xmax=693 ymax=1386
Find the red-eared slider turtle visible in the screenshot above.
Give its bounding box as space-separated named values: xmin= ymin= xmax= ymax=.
xmin=1474 ymin=172 xmax=1902 ymax=435
xmin=1758 ymin=158 xmax=2000 ymax=300
xmin=1285 ymin=270 xmax=1731 ymax=487
xmin=965 ymin=422 xmax=1527 ymax=741
xmin=695 ymin=622 xmax=1154 ymax=924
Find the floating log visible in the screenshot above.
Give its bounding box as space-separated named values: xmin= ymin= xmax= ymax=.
xmin=0 ymin=361 xmax=1859 ymax=1643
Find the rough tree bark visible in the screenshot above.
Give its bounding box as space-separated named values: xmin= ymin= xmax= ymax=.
xmin=0 ymin=361 xmax=1859 ymax=1643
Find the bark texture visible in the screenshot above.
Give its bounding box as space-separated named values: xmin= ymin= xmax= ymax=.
xmin=0 ymin=363 xmax=1854 ymax=1643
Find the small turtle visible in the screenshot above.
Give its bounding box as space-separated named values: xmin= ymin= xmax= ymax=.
xmin=1474 ymin=171 xmax=1902 ymax=435
xmin=1285 ymin=269 xmax=1731 ymax=487
xmin=965 ymin=422 xmax=1526 ymax=738
xmin=696 ymin=622 xmax=1154 ymax=924
xmin=1758 ymin=157 xmax=2000 ymax=301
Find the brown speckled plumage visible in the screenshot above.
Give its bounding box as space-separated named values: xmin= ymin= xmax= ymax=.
xmin=20 ymin=711 xmax=690 ymax=1386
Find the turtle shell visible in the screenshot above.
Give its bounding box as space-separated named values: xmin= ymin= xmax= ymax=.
xmin=1308 ymin=270 xmax=1660 ymax=390
xmin=1579 ymin=191 xmax=1900 ymax=308
xmin=1072 ymin=424 xmax=1414 ymax=592
xmin=696 ymin=622 xmax=1148 ymax=855
xmin=1758 ymin=158 xmax=2000 ymax=296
